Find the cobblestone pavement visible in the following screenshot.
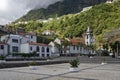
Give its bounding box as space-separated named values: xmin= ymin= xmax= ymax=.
xmin=0 ymin=63 xmax=120 ymax=80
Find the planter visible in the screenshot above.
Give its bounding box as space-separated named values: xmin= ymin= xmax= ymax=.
xmin=29 ymin=66 xmax=38 ymax=70
xmin=90 ymin=56 xmax=93 ymax=58
xmin=47 ymin=59 xmax=51 ymax=61
xmin=69 ymin=67 xmax=79 ymax=72
xmin=0 ymin=60 xmax=6 ymax=63
xmin=101 ymin=62 xmax=107 ymax=65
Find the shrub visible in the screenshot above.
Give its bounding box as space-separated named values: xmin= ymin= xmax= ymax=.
xmin=112 ymin=55 xmax=115 ymax=58
xmin=29 ymin=61 xmax=37 ymax=66
xmin=101 ymin=50 xmax=109 ymax=56
xmin=69 ymin=59 xmax=80 ymax=67
xmin=0 ymin=56 xmax=5 ymax=60
xmin=12 ymin=53 xmax=39 ymax=57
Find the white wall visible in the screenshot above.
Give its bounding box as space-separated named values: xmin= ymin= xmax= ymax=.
xmin=20 ymin=44 xmax=29 ymax=53
xmin=8 ymin=35 xmax=21 ymax=53
xmin=0 ymin=44 xmax=8 ymax=56
xmin=21 ymin=43 xmax=52 ymax=58
xmin=69 ymin=46 xmax=80 ymax=54
xmin=49 ymin=42 xmax=60 ymax=57
xmin=26 ymin=35 xmax=37 ymax=42
xmin=54 ymin=38 xmax=62 ymax=45
xmin=1 ymin=34 xmax=37 ymax=54
xmin=85 ymin=33 xmax=94 ymax=45
xmin=40 ymin=46 xmax=51 ymax=58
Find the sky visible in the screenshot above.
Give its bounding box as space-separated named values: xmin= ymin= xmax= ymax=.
xmin=0 ymin=0 xmax=62 ymax=25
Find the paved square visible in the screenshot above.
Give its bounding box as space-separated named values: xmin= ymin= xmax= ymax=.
xmin=0 ymin=63 xmax=120 ymax=80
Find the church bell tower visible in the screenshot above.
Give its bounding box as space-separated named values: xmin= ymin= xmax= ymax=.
xmin=85 ymin=27 xmax=94 ymax=45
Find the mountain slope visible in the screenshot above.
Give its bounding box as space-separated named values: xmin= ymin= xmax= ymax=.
xmin=17 ymin=0 xmax=107 ymax=21
xmin=10 ymin=1 xmax=120 ymax=43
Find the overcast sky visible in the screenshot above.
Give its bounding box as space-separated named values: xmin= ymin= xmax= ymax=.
xmin=0 ymin=0 xmax=62 ymax=25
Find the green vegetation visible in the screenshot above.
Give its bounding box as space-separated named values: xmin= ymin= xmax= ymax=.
xmin=110 ymin=41 xmax=120 ymax=53
xmin=17 ymin=0 xmax=106 ymax=21
xmin=69 ymin=59 xmax=80 ymax=67
xmin=101 ymin=50 xmax=109 ymax=56
xmin=37 ymin=36 xmax=56 ymax=44
xmin=29 ymin=61 xmax=37 ymax=66
xmin=8 ymin=1 xmax=120 ymax=44
xmin=12 ymin=53 xmax=39 ymax=57
xmin=0 ymin=56 xmax=5 ymax=60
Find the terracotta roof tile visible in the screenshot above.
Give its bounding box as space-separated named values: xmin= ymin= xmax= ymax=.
xmin=17 ymin=31 xmax=36 ymax=36
xmin=0 ymin=41 xmax=7 ymax=45
xmin=27 ymin=31 xmax=36 ymax=36
xmin=28 ymin=42 xmax=48 ymax=46
xmin=69 ymin=38 xmax=85 ymax=45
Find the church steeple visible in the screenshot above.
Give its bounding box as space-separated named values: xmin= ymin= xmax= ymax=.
xmin=85 ymin=27 xmax=94 ymax=45
xmin=86 ymin=26 xmax=92 ymax=33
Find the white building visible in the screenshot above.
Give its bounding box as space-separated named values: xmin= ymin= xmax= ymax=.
xmin=54 ymin=38 xmax=63 ymax=45
xmin=66 ymin=38 xmax=93 ymax=55
xmin=82 ymin=6 xmax=92 ymax=12
xmin=0 ymin=25 xmax=5 ymax=31
xmin=0 ymin=42 xmax=8 ymax=56
xmin=0 ymin=28 xmax=96 ymax=57
xmin=106 ymin=0 xmax=113 ymax=3
xmin=85 ymin=27 xmax=94 ymax=45
xmin=1 ymin=33 xmax=37 ymax=54
xmin=0 ymin=32 xmax=56 ymax=58
xmin=21 ymin=42 xmax=51 ymax=58
xmin=49 ymin=38 xmax=95 ymax=56
xmin=42 ymin=30 xmax=54 ymax=36
xmin=49 ymin=41 xmax=60 ymax=57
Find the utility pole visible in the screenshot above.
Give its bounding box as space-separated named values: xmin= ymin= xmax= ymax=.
xmin=116 ymin=43 xmax=119 ymax=58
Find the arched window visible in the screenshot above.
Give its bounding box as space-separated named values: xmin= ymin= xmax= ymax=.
xmin=36 ymin=46 xmax=40 ymax=52
xmin=46 ymin=47 xmax=49 ymax=52
xmin=42 ymin=47 xmax=45 ymax=52
xmin=73 ymin=45 xmax=76 ymax=50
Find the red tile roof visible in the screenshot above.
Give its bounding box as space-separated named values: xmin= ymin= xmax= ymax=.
xmin=18 ymin=32 xmax=26 ymax=36
xmin=28 ymin=42 xmax=48 ymax=46
xmin=27 ymin=31 xmax=36 ymax=36
xmin=0 ymin=41 xmax=7 ymax=45
xmin=18 ymin=32 xmax=36 ymax=36
xmin=69 ymin=38 xmax=85 ymax=45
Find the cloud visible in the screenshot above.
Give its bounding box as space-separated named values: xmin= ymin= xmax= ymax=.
xmin=0 ymin=0 xmax=62 ymax=25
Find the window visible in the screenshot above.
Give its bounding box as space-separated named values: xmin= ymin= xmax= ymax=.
xmin=12 ymin=39 xmax=18 ymax=43
xmin=30 ymin=47 xmax=32 ymax=51
xmin=87 ymin=35 xmax=88 ymax=39
xmin=46 ymin=47 xmax=49 ymax=52
xmin=77 ymin=46 xmax=79 ymax=50
xmin=42 ymin=54 xmax=45 ymax=57
xmin=47 ymin=54 xmax=49 ymax=57
xmin=31 ymin=36 xmax=33 ymax=39
xmin=80 ymin=47 xmax=82 ymax=51
xmin=12 ymin=46 xmax=18 ymax=52
xmin=73 ymin=45 xmax=76 ymax=50
xmin=42 ymin=47 xmax=45 ymax=52
xmin=1 ymin=45 xmax=4 ymax=49
xmin=36 ymin=46 xmax=40 ymax=52
xmin=87 ymin=42 xmax=88 ymax=45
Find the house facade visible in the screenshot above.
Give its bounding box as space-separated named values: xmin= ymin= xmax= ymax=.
xmin=49 ymin=38 xmax=95 ymax=56
xmin=21 ymin=42 xmax=51 ymax=57
xmin=0 ymin=27 xmax=96 ymax=57
xmin=0 ymin=32 xmax=52 ymax=57
xmin=0 ymin=42 xmax=8 ymax=56
xmin=42 ymin=30 xmax=54 ymax=36
xmin=49 ymin=41 xmax=60 ymax=57
xmin=1 ymin=33 xmax=37 ymax=54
